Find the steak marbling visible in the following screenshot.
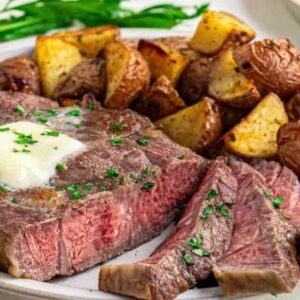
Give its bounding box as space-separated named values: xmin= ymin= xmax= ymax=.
xmin=99 ymin=158 xmax=238 ymax=300
xmin=0 ymin=93 xmax=207 ymax=281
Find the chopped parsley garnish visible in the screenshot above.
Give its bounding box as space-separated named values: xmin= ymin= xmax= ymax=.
xmin=71 ymin=191 xmax=81 ymax=200
xmin=136 ymin=136 xmax=149 ymax=146
xmin=272 ymin=197 xmax=284 ymax=209
xmin=31 ymin=110 xmax=41 ymax=116
xmin=207 ymin=188 xmax=217 ymax=200
xmin=192 ymin=248 xmax=211 ymax=257
xmin=143 ymin=167 xmax=150 ymax=175
xmin=177 ymin=155 xmax=185 ymax=160
xmin=46 ymin=109 xmax=58 ymax=117
xmin=110 ymin=137 xmax=123 ymax=146
xmin=16 ymin=104 xmax=26 ymax=116
xmin=11 ymin=198 xmax=19 ymax=204
xmin=14 ymin=132 xmax=38 ymax=145
xmin=55 ymin=163 xmax=67 ymax=171
xmin=0 ymin=185 xmax=11 ymax=192
xmin=53 ymin=146 xmax=58 ymax=150
xmin=200 ymin=215 xmax=208 ymax=220
xmin=111 ymin=121 xmax=125 ymax=132
xmin=142 ymin=182 xmax=155 ymax=190
xmin=67 ymin=109 xmax=80 ymax=117
xmin=82 ymin=183 xmax=93 ymax=191
xmin=203 ymin=205 xmax=213 ymax=215
xmin=216 ymin=204 xmax=232 ymax=220
xmin=37 ymin=117 xmax=47 ymax=124
xmin=106 ymin=168 xmax=119 ymax=179
xmin=183 ymin=253 xmax=193 ymax=265
xmin=187 ymin=237 xmax=200 ymax=248
xmin=66 ymin=184 xmax=79 ymax=191
xmin=226 ymin=202 xmax=235 ymax=208
xmin=13 ymin=148 xmax=31 ymax=153
xmin=87 ymin=103 xmax=95 ymax=111
xmin=263 ymin=190 xmax=271 ymax=197
xmin=130 ymin=174 xmax=139 ymax=183
xmin=41 ymin=130 xmax=59 ymax=137
xmin=0 ymin=127 xmax=9 ymax=132
xmin=99 ymin=185 xmax=106 ymax=191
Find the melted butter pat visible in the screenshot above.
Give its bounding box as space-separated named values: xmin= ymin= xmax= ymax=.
xmin=0 ymin=121 xmax=85 ymax=190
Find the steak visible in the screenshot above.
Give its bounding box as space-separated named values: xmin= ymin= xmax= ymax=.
xmin=214 ymin=159 xmax=300 ymax=297
xmin=99 ymin=158 xmax=238 ymax=300
xmin=252 ymin=159 xmax=300 ymax=236
xmin=0 ymin=93 xmax=207 ymax=281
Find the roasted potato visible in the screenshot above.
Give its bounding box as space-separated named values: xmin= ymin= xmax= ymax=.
xmin=52 ymin=25 xmax=120 ymax=58
xmin=104 ymin=40 xmax=150 ymax=109
xmin=53 ymin=57 xmax=106 ymax=101
xmin=135 ymin=75 xmax=186 ymax=120
xmin=286 ymin=93 xmax=300 ymax=121
xmin=138 ymin=39 xmax=188 ymax=86
xmin=155 ymin=97 xmax=222 ymax=153
xmin=224 ymin=93 xmax=288 ymax=158
xmin=178 ymin=58 xmax=212 ymax=104
xmin=36 ymin=37 xmax=83 ymax=97
xmin=0 ymin=56 xmax=41 ymax=95
xmin=208 ymin=50 xmax=261 ymax=107
xmin=277 ymin=121 xmax=300 ymax=176
xmin=189 ymin=10 xmax=255 ymax=55
xmin=233 ymin=39 xmax=300 ymax=99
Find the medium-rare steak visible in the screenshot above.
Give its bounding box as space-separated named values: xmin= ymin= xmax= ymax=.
xmin=0 ymin=93 xmax=207 ymax=281
xmin=252 ymin=159 xmax=300 ymax=236
xmin=214 ymin=159 xmax=300 ymax=297
xmin=99 ymin=158 xmax=237 ymax=300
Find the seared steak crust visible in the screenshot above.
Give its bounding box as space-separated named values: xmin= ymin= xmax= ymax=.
xmin=0 ymin=94 xmax=207 ymax=281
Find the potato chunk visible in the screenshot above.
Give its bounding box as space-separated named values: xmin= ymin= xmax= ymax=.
xmin=135 ymin=75 xmax=186 ymax=120
xmin=52 ymin=25 xmax=120 ymax=58
xmin=155 ymin=97 xmax=222 ymax=153
xmin=104 ymin=40 xmax=150 ymax=109
xmin=224 ymin=93 xmax=288 ymax=158
xmin=208 ymin=50 xmax=261 ymax=107
xmin=189 ymin=10 xmax=255 ymax=55
xmin=36 ymin=37 xmax=83 ymax=97
xmin=138 ymin=39 xmax=188 ymax=86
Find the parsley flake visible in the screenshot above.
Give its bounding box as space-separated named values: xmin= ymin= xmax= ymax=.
xmin=55 ymin=163 xmax=67 ymax=171
xmin=66 ymin=184 xmax=79 ymax=191
xmin=187 ymin=237 xmax=200 ymax=248
xmin=71 ymin=191 xmax=81 ymax=200
xmin=0 ymin=127 xmax=9 ymax=132
xmin=142 ymin=182 xmax=155 ymax=190
xmin=192 ymin=248 xmax=211 ymax=257
xmin=46 ymin=109 xmax=58 ymax=117
xmin=216 ymin=204 xmax=232 ymax=220
xmin=207 ymin=188 xmax=218 ymax=200
xmin=272 ymin=197 xmax=284 ymax=209
xmin=130 ymin=174 xmax=139 ymax=183
xmin=0 ymin=185 xmax=11 ymax=192
xmin=14 ymin=132 xmax=38 ymax=145
xmin=263 ymin=190 xmax=271 ymax=198
xmin=41 ymin=130 xmax=59 ymax=137
xmin=31 ymin=110 xmax=41 ymax=117
xmin=67 ymin=109 xmax=80 ymax=117
xmin=136 ymin=136 xmax=149 ymax=146
xmin=111 ymin=121 xmax=125 ymax=132
xmin=177 ymin=155 xmax=185 ymax=160
xmin=82 ymin=183 xmax=93 ymax=191
xmin=110 ymin=137 xmax=123 ymax=146
xmin=16 ymin=105 xmax=26 ymax=116
xmin=106 ymin=168 xmax=119 ymax=179
xmin=99 ymin=185 xmax=106 ymax=191
xmin=87 ymin=103 xmax=95 ymax=111
xmin=37 ymin=117 xmax=47 ymax=124
xmin=183 ymin=253 xmax=193 ymax=265
xmin=11 ymin=198 xmax=19 ymax=204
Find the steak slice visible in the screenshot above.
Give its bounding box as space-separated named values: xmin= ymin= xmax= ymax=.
xmin=214 ymin=159 xmax=300 ymax=297
xmin=99 ymin=158 xmax=238 ymax=300
xmin=0 ymin=94 xmax=207 ymax=281
xmin=252 ymin=159 xmax=300 ymax=236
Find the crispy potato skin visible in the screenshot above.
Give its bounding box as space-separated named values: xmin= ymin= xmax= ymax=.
xmin=0 ymin=56 xmax=41 ymax=95
xmin=189 ymin=10 xmax=255 ymax=55
xmin=53 ymin=57 xmax=106 ymax=101
xmin=208 ymin=50 xmax=261 ymax=107
xmin=52 ymin=25 xmax=120 ymax=58
xmin=138 ymin=39 xmax=188 ymax=86
xmin=104 ymin=41 xmax=150 ymax=109
xmin=233 ymin=39 xmax=300 ymax=99
xmin=178 ymin=58 xmax=212 ymax=105
xmin=135 ymin=75 xmax=186 ymax=120
xmin=155 ymin=97 xmax=222 ymax=153
xmin=224 ymin=93 xmax=288 ymax=158
xmin=278 ymin=121 xmax=300 ymax=175
xmin=286 ymin=93 xmax=300 ymax=121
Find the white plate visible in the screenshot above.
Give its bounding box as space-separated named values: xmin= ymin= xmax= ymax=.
xmin=0 ymin=1 xmax=300 ymax=299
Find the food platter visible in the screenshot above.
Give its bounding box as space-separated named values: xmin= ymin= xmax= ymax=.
xmin=0 ymin=0 xmax=300 ymax=298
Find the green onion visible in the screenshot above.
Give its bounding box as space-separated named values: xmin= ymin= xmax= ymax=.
xmin=143 ymin=167 xmax=150 ymax=175
xmin=183 ymin=253 xmax=193 ymax=265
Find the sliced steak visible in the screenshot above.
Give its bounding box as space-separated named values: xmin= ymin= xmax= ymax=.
xmin=214 ymin=159 xmax=300 ymax=297
xmin=0 ymin=94 xmax=207 ymax=281
xmin=252 ymin=159 xmax=300 ymax=236
xmin=0 ymin=56 xmax=41 ymax=95
xmin=99 ymin=158 xmax=237 ymax=300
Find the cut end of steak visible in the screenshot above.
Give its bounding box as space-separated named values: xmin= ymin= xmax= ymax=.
xmin=99 ymin=158 xmax=238 ymax=300
xmin=214 ymin=159 xmax=300 ymax=297
xmin=252 ymin=159 xmax=300 ymax=236
xmin=0 ymin=94 xmax=207 ymax=281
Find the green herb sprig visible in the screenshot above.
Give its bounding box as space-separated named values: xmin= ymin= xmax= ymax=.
xmin=0 ymin=1 xmax=208 ymax=42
